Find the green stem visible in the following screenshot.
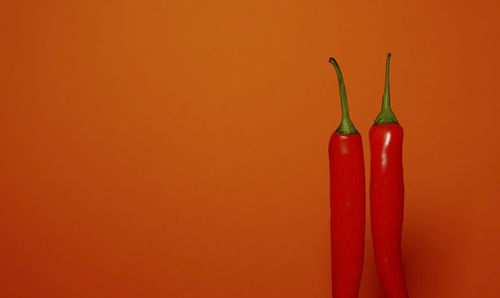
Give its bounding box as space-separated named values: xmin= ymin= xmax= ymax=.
xmin=328 ymin=57 xmax=358 ymax=134
xmin=374 ymin=52 xmax=399 ymax=125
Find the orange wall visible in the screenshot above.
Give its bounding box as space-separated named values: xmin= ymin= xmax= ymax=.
xmin=1 ymin=1 xmax=499 ymax=297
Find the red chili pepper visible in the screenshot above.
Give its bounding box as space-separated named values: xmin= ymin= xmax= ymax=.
xmin=370 ymin=53 xmax=409 ymax=298
xmin=328 ymin=58 xmax=365 ymax=298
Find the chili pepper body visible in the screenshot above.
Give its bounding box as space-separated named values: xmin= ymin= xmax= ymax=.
xmin=329 ymin=133 xmax=365 ymax=298
xmin=370 ymin=124 xmax=408 ymax=298
xmin=370 ymin=53 xmax=409 ymax=298
xmin=328 ymin=57 xmax=365 ymax=298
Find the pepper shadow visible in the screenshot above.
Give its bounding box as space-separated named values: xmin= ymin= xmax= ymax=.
xmin=401 ymin=199 xmax=451 ymax=298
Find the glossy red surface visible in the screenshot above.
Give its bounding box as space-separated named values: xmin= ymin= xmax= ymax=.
xmin=369 ymin=124 xmax=408 ymax=298
xmin=329 ymin=133 xmax=366 ymax=297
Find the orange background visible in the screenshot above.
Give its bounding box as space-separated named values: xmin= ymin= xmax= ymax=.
xmin=1 ymin=0 xmax=500 ymax=297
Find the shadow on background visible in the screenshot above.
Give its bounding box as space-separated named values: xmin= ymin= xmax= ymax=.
xmin=402 ymin=202 xmax=449 ymax=298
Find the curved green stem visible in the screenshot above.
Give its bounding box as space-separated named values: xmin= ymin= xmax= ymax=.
xmin=374 ymin=52 xmax=399 ymax=125
xmin=328 ymin=57 xmax=358 ymax=134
